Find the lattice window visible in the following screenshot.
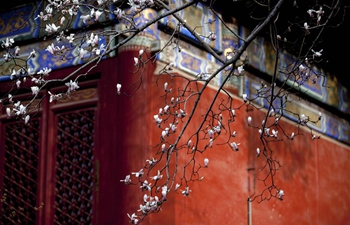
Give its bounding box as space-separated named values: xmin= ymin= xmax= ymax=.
xmin=1 ymin=119 xmax=40 ymax=225
xmin=54 ymin=109 xmax=95 ymax=225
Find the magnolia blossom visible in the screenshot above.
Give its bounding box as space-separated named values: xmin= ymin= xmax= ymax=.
xmin=48 ymin=91 xmax=62 ymax=103
xmin=232 ymin=131 xmax=237 ymax=137
xmin=300 ymin=114 xmax=307 ymax=123
xmin=127 ymin=213 xmax=138 ymax=224
xmin=278 ymin=189 xmax=284 ymax=200
xmin=79 ymin=48 xmax=88 ymax=59
xmin=312 ymin=49 xmax=323 ymax=59
xmin=65 ymin=80 xmax=79 ymax=93
xmin=31 ymin=86 xmax=40 ymax=95
xmin=304 ymin=22 xmax=309 ymax=33
xmin=66 ymin=33 xmax=75 ymax=43
xmin=14 ymin=46 xmax=20 ymax=56
xmin=247 ymin=116 xmax=252 ymax=126
xmin=242 ymin=93 xmax=248 ymax=102
xmin=16 ymin=80 xmax=21 ymax=88
xmin=120 ymin=175 xmax=131 ymax=184
xmin=45 ymin=23 xmax=60 ymax=34
xmin=187 ymin=140 xmax=192 ymax=148
xmin=230 ymin=142 xmax=240 ymax=151
xmin=208 ymin=129 xmax=214 ymax=139
xmin=28 ymin=49 xmax=36 ymax=59
xmin=208 ymin=32 xmax=216 ymax=41
xmin=237 ymin=65 xmax=244 ymax=74
xmin=290 ymin=132 xmax=295 ymax=140
xmin=181 ymin=186 xmax=191 ymax=196
xmin=271 ymin=129 xmax=278 ymax=139
xmin=153 ymin=114 xmax=162 ymax=125
xmin=132 ymin=169 xmax=144 ymax=178
xmin=114 ymin=8 xmax=125 ymax=19
xmin=231 ymin=109 xmax=236 ymax=118
xmin=204 ymin=158 xmax=209 ymax=167
xmin=37 ymin=67 xmax=52 ymax=76
xmin=256 ymin=148 xmax=260 ymax=157
xmin=134 ymin=57 xmax=139 ymax=66
xmin=24 ymin=115 xmax=30 ymax=124
xmin=116 ymin=83 xmax=122 ymax=94
xmin=1 ymin=37 xmax=15 ymax=48
xmin=140 ymin=180 xmax=152 ymax=191
xmin=6 ymin=108 xmax=11 ymax=117
xmin=164 ymin=82 xmax=168 ymax=91
xmin=162 ymin=185 xmax=168 ymax=200
xmin=151 ymin=170 xmax=163 ymax=181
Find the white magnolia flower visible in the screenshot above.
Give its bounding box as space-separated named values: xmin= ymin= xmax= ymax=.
xmin=132 ymin=169 xmax=144 ymax=178
xmin=247 ymin=116 xmax=252 ymax=126
xmin=45 ymin=23 xmax=60 ymax=34
xmin=114 ymin=8 xmax=125 ymax=19
xmin=204 ymin=158 xmax=209 ymax=167
xmin=127 ymin=213 xmax=138 ymax=224
xmin=209 ymin=138 xmax=213 ymax=148
xmin=300 ymin=114 xmax=307 ymax=123
xmin=230 ymin=142 xmax=240 ymax=151
xmin=312 ymin=49 xmax=323 ymax=59
xmin=6 ymin=107 xmax=11 ymax=117
xmin=31 ymin=86 xmax=40 ymax=95
xmin=116 ymin=83 xmax=122 ymax=94
xmin=153 ymin=114 xmax=162 ymax=124
xmin=187 ymin=140 xmax=192 ymax=148
xmin=134 ymin=57 xmax=139 ymax=66
xmin=151 ymin=170 xmax=163 ymax=181
xmin=139 ymin=49 xmax=144 ymax=56
xmin=181 ymin=186 xmax=191 ymax=196
xmin=271 ymin=129 xmax=278 ymax=138
xmin=37 ymin=67 xmax=52 ymax=76
xmin=290 ymin=132 xmax=295 ymax=140
xmin=140 ymin=180 xmax=152 ymax=191
xmin=94 ymin=10 xmax=103 ymax=21
xmin=65 ymin=80 xmax=79 ymax=93
xmin=16 ymin=80 xmax=21 ymax=88
xmin=231 ymin=109 xmax=236 ymax=117
xmin=208 ymin=32 xmax=216 ymax=41
xmin=60 ymin=16 xmax=66 ymax=25
xmin=120 ymin=175 xmax=131 ymax=184
xmin=278 ymin=189 xmax=284 ymax=200
xmin=146 ymin=158 xmax=157 ymax=165
xmin=1 ymin=37 xmax=15 ymax=48
xmin=14 ymin=46 xmax=20 ymax=56
xmin=24 ymin=115 xmax=30 ymax=124
xmin=208 ymin=129 xmax=214 ymax=139
xmin=163 ymin=105 xmax=170 ymax=114
xmin=232 ymin=131 xmax=237 ymax=137
xmin=28 ymin=49 xmax=36 ymax=59
xmin=237 ymin=65 xmax=244 ymax=74
xmin=256 ymin=148 xmax=260 ymax=157
xmin=164 ymin=82 xmax=168 ymax=91
xmin=162 ymin=185 xmax=168 ymax=199
xmin=242 ymin=93 xmax=248 ymax=102
xmin=175 ymin=183 xmax=180 ymax=191
xmin=79 ymin=48 xmax=88 ymax=59
xmin=304 ymin=22 xmax=309 ymax=33
xmin=66 ymin=33 xmax=75 ymax=43
xmin=48 ymin=91 xmax=62 ymax=103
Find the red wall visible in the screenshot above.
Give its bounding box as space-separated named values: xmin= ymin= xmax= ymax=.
xmin=114 ymin=47 xmax=350 ymax=225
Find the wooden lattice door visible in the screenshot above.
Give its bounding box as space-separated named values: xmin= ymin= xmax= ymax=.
xmin=0 ymin=119 xmax=41 ymax=224
xmin=54 ymin=109 xmax=96 ymax=225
